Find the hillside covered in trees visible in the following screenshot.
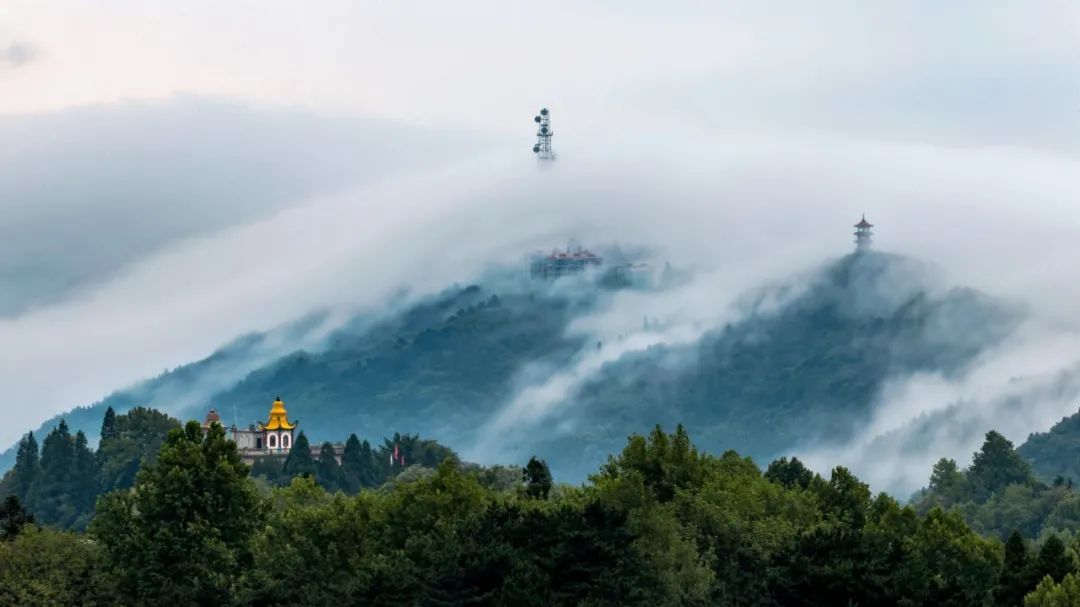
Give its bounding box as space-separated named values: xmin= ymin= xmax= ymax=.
xmin=0 ymin=252 xmax=1022 ymax=486
xmin=4 ymin=421 xmax=1080 ymax=605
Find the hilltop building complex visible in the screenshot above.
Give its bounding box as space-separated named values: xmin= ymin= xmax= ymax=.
xmin=203 ymin=397 xmax=342 ymax=465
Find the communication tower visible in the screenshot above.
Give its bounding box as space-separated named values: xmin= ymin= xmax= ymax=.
xmin=532 ymin=108 xmax=555 ymax=161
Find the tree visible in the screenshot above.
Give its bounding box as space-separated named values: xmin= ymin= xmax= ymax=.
xmin=315 ymin=442 xmax=342 ymax=492
xmin=339 ymin=433 xmax=364 ymax=492
xmin=997 ymin=530 xmax=1035 ymax=606
xmin=765 ymin=456 xmax=815 ymax=490
xmin=928 ymin=457 xmax=968 ymax=505
xmin=97 ymin=406 xmax=179 ymax=493
xmin=1031 ymin=535 xmax=1075 ymax=586
xmin=523 ymin=456 xmax=552 ymax=499
xmin=969 ymin=431 xmax=1034 ymax=500
xmin=99 ymin=406 xmax=117 ymax=442
xmin=31 ymin=421 xmax=77 ymax=527
xmin=91 ymin=421 xmax=265 ymax=605
xmin=0 ymin=525 xmax=107 ymax=606
xmin=1025 ymin=573 xmax=1080 ymax=606
xmin=1 ymin=431 xmax=39 ymax=502
xmin=70 ymin=431 xmax=100 ymax=529
xmin=282 ymin=432 xmax=316 ymax=478
xmin=0 ymin=495 xmax=34 ymax=541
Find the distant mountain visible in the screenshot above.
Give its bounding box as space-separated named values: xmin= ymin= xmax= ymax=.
xmin=1 ymin=252 xmax=1020 ymax=482
xmin=503 ymin=252 xmax=1019 ymax=477
xmin=1019 ymin=409 xmax=1080 ymax=483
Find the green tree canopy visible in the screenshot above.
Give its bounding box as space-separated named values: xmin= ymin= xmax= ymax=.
xmin=91 ymin=421 xmax=265 ymax=605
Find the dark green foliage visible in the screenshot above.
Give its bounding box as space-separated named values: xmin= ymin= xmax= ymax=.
xmin=97 ymin=406 xmax=180 ymax=493
xmin=0 ymin=432 xmax=40 ymax=500
xmin=0 ymin=423 xmax=1044 ymax=605
xmin=315 ymin=441 xmax=342 ymax=492
xmin=91 ymin=421 xmax=265 ymax=605
xmin=913 ymin=432 xmax=1067 ymax=539
xmin=1020 ymin=409 xmax=1080 ymax=486
xmin=0 ymin=525 xmax=107 ymax=606
xmin=99 ymin=407 xmax=117 ymax=442
xmin=970 ymin=431 xmax=1036 ymax=500
xmin=523 ymin=456 xmax=552 ymax=499
xmin=765 ymin=455 xmax=815 ymax=490
xmin=996 ymin=531 xmax=1036 ymax=607
xmin=282 ymin=431 xmax=315 ymax=478
xmin=31 ymin=420 xmax=78 ymax=528
xmin=0 ymin=495 xmax=34 ymax=541
xmin=1032 ymin=535 xmax=1075 ymax=585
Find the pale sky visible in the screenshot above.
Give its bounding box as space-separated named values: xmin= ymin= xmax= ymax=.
xmin=4 ymin=2 xmax=1080 ymax=489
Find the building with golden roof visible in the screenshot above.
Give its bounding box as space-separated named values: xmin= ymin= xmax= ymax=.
xmin=204 ymin=396 xmax=342 ymax=465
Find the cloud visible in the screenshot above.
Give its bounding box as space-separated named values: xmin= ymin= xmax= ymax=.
xmin=1 ymin=42 xmax=37 ymax=68
xmin=0 ymin=97 xmax=500 ymax=315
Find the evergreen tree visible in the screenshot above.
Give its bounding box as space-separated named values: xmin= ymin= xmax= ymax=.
xmin=91 ymin=421 xmax=265 ymax=605
xmin=282 ymin=432 xmax=315 ymax=478
xmin=523 ymin=456 xmax=552 ymax=499
xmin=1031 ymin=535 xmax=1075 ymax=585
xmin=2 ymin=432 xmax=39 ymax=501
xmin=340 ymin=433 xmax=364 ymax=492
xmin=0 ymin=495 xmax=34 ymax=541
xmin=315 ymin=442 xmax=342 ymax=493
xmin=359 ymin=439 xmax=380 ymax=487
xmin=71 ymin=431 xmax=100 ymax=528
xmin=969 ymin=431 xmax=1034 ymax=500
xmin=997 ymin=530 xmax=1034 ymax=606
xmin=31 ymin=421 xmax=77 ymax=526
xmin=99 ymin=406 xmax=117 ymax=443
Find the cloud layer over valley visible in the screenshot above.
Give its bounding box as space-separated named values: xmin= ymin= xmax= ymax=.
xmin=4 ymin=1 xmax=1080 ymax=494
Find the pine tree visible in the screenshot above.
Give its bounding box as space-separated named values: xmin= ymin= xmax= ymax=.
xmin=71 ymin=431 xmax=100 ymax=528
xmin=0 ymin=495 xmax=34 ymax=541
xmin=996 ymin=530 xmax=1034 ymax=606
xmin=282 ymin=432 xmax=315 ymax=478
xmin=969 ymin=431 xmax=1034 ymax=500
xmin=100 ymin=406 xmax=118 ymax=443
xmin=340 ymin=433 xmax=363 ymax=492
xmin=1032 ymin=535 xmax=1076 ymax=585
xmin=523 ymin=456 xmax=553 ymax=499
xmin=2 ymin=432 xmax=39 ymax=502
xmin=315 ymin=442 xmax=342 ymax=492
xmin=31 ymin=421 xmax=77 ymax=526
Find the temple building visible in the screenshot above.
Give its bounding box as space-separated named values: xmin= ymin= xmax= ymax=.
xmin=203 ymin=396 xmax=341 ymax=464
xmin=530 ymin=245 xmax=603 ymax=279
xmin=854 ymin=215 xmax=873 ymax=251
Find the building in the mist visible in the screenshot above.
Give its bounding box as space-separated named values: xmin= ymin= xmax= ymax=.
xmin=203 ymin=397 xmax=343 ymax=465
xmin=854 ymin=215 xmax=873 ymax=251
xmin=530 ymin=246 xmax=603 ymax=279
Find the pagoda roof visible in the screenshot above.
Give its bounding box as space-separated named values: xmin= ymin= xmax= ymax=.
xmin=258 ymin=397 xmax=297 ymax=431
xmin=854 ymin=215 xmax=873 ymax=228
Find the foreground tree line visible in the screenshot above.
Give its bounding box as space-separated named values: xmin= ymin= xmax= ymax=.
xmin=6 ymin=417 xmax=1080 ymax=604
xmin=0 ymin=406 xmax=464 ymax=530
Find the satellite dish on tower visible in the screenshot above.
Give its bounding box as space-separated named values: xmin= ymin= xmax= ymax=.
xmin=532 ymin=107 xmax=555 ymax=162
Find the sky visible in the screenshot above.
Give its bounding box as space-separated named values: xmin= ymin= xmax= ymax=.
xmin=3 ymin=1 xmax=1080 ymax=491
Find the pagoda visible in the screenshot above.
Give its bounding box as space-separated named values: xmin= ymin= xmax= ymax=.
xmin=257 ymin=396 xmax=297 ymax=451
xmin=854 ymin=215 xmax=873 ymax=251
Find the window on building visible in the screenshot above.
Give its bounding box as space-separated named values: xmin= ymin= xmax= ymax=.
xmin=282 ymin=433 xmax=292 ymax=449
xmin=256 ymin=437 xmax=263 ymax=449
xmin=267 ymin=433 xmax=278 ymax=449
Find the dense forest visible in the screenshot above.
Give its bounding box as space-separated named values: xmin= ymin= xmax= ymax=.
xmin=5 ymin=407 xmax=1080 ymax=605
xmin=1 ymin=253 xmax=1024 ymax=486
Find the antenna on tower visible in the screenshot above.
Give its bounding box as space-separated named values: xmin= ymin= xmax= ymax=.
xmin=532 ymin=108 xmax=555 ymax=162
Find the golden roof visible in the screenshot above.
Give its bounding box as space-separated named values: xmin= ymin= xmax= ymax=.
xmin=259 ymin=397 xmax=297 ymax=431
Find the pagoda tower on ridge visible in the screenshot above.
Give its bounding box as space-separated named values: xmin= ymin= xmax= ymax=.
xmin=854 ymin=215 xmax=873 ymax=252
